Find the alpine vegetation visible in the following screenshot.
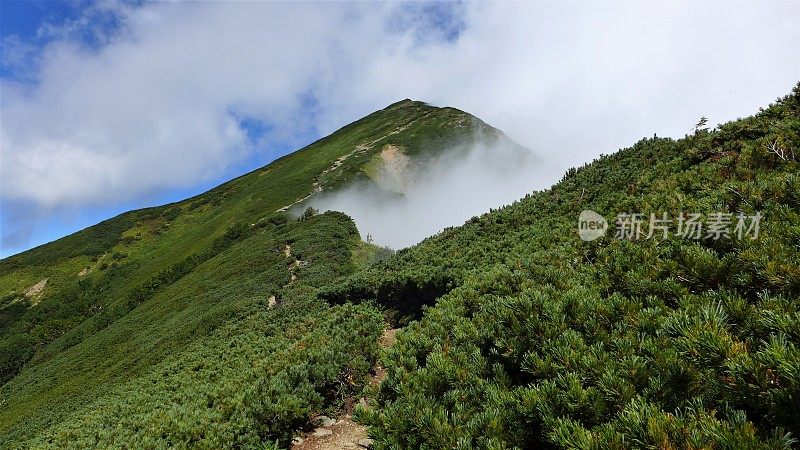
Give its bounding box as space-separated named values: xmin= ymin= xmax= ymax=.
xmin=1 ymin=87 xmax=798 ymax=448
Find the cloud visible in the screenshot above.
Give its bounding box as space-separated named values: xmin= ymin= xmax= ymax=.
xmin=1 ymin=1 xmax=798 ymax=252
xmin=329 ymin=1 xmax=800 ymax=170
xmin=2 ymin=2 xmax=354 ymax=207
xmin=307 ymin=133 xmax=552 ymax=249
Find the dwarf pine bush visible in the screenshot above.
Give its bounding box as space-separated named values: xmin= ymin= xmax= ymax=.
xmin=349 ymin=86 xmax=800 ymax=448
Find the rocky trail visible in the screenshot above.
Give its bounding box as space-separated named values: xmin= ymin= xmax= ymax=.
xmin=290 ymin=328 xmax=398 ymax=450
xmin=267 ymin=244 xmax=303 ymax=309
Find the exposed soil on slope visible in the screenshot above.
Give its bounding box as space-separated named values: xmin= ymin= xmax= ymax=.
xmin=25 ymin=279 xmax=47 ymax=297
xmin=24 ymin=278 xmax=48 ymax=305
xmin=275 ymin=110 xmax=435 ymax=214
xmin=376 ymin=145 xmax=410 ymax=193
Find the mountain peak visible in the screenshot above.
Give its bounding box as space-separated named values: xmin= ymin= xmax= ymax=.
xmin=383 ymin=98 xmax=418 ymax=109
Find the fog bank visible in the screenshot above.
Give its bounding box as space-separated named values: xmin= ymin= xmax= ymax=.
xmin=308 ymin=141 xmax=556 ymax=249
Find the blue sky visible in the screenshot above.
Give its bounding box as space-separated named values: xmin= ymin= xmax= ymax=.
xmin=1 ymin=0 xmax=78 ymax=41
xmin=1 ymin=0 xmax=797 ymax=258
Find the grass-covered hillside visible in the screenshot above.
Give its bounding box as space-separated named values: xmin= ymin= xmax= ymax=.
xmin=325 ymin=86 xmax=798 ymax=448
xmin=0 ymin=99 xmax=509 ymax=447
xmin=1 ymin=85 xmax=798 ymax=449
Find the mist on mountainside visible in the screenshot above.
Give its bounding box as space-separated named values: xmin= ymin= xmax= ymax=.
xmin=308 ymin=138 xmax=556 ymax=249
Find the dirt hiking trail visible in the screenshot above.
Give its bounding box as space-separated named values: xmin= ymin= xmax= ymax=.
xmin=290 ymin=328 xmax=399 ymax=450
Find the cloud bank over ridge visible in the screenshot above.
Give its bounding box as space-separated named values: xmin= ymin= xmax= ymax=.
xmin=308 ymin=133 xmax=547 ymax=249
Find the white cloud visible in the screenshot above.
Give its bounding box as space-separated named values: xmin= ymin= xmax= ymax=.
xmin=308 ymin=136 xmax=549 ymax=249
xmin=1 ymin=2 xmax=354 ymax=208
xmin=329 ymin=1 xmax=800 ymax=170
xmin=1 ymin=0 xmax=798 ymax=249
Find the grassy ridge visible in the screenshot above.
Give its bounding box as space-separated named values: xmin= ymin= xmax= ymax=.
xmin=0 ymin=99 xmax=491 ymax=382
xmin=326 ymin=87 xmax=800 ymax=448
xmin=0 ymin=100 xmax=506 ymax=447
xmin=3 ymin=211 xmax=383 ymax=448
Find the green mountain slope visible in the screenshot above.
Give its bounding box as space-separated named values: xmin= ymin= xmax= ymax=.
xmin=2 ymin=86 xmax=798 ymax=449
xmin=328 ymin=87 xmax=798 ymax=448
xmin=0 ymin=100 xmax=514 ymax=447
